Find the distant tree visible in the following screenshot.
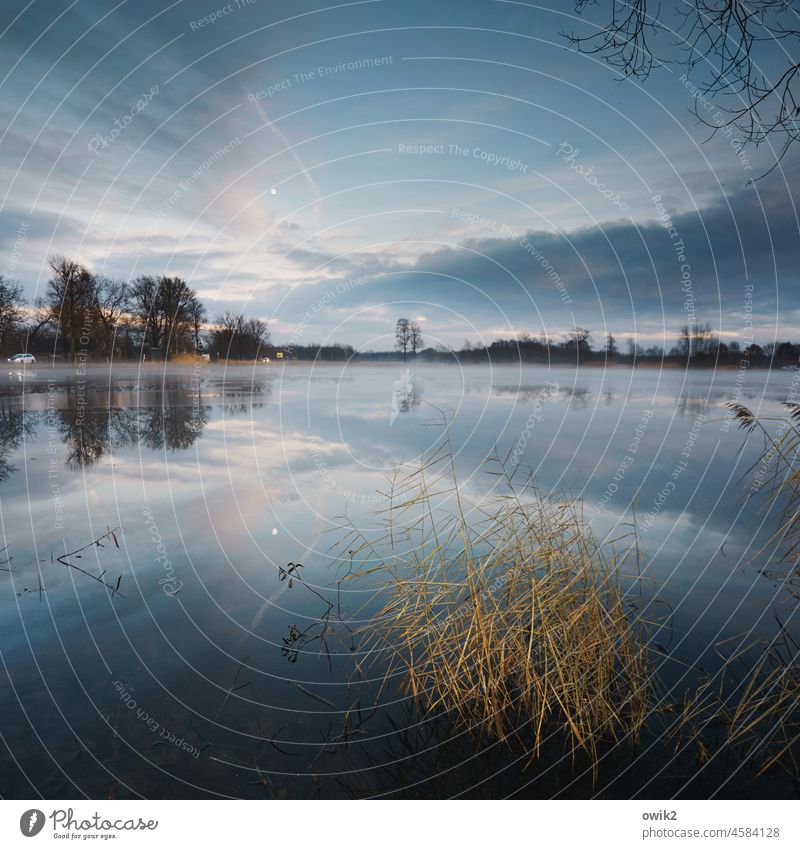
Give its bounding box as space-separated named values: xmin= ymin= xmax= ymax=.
xmin=605 ymin=333 xmax=618 ymax=360
xmin=211 ymin=311 xmax=238 ymax=356
xmin=676 ymin=325 xmax=693 ymax=357
xmin=93 ymin=278 xmax=130 ymax=358
xmin=775 ymin=341 xmax=800 ymax=363
xmin=188 ymin=298 xmax=207 ymax=352
xmin=0 ymin=276 xmax=25 ymax=354
xmin=209 ymin=312 xmax=270 ymax=360
xmin=410 ymin=322 xmax=423 ymax=358
xmin=25 ymin=297 xmax=55 ymax=349
xmin=690 ymin=323 xmax=720 ymax=359
xmin=243 ymin=317 xmax=270 ymax=359
xmin=487 ymin=334 xmax=550 ymax=364
xmin=563 ymin=326 xmax=593 ymax=359
xmin=395 ymin=318 xmax=411 ymax=361
xmin=292 ymin=343 xmax=354 ymax=361
xmin=46 ymin=256 xmax=98 ymax=361
xmin=130 ymin=275 xmax=165 ymax=353
xmin=159 ymin=276 xmax=197 ymax=358
xmin=129 ymin=275 xmax=201 ymax=359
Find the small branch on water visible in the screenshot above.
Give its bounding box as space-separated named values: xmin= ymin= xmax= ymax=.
xmin=57 ymin=527 xmax=125 ymax=597
xmin=213 ymin=655 xmax=251 ymax=721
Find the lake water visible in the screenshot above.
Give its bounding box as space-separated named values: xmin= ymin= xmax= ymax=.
xmin=1 ymin=362 xmax=797 ymax=799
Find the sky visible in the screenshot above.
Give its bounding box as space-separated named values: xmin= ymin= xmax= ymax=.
xmin=0 ymin=0 xmax=797 ymax=350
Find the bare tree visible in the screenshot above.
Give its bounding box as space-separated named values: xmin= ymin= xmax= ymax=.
xmin=243 ymin=317 xmax=271 ymax=359
xmin=25 ymin=297 xmax=54 ymax=348
xmin=209 ymin=312 xmax=270 ymax=360
xmin=188 ymin=298 xmax=207 ymax=352
xmin=676 ymin=324 xmax=693 ymax=357
xmin=410 ymin=322 xmax=423 ymax=358
xmin=130 ymin=275 xmax=165 ymax=354
xmin=564 ymin=1 xmax=800 ymax=177
xmin=93 ymin=278 xmax=130 ymax=358
xmin=626 ymin=337 xmax=644 ymax=358
xmin=130 ymin=275 xmax=201 ymax=359
xmin=46 ymin=256 xmax=98 ymax=361
xmin=395 ymin=318 xmax=411 ymax=362
xmin=158 ymin=276 xmax=196 ymax=358
xmin=562 ymin=326 xmax=593 ymax=358
xmin=0 ymin=275 xmax=25 ymax=354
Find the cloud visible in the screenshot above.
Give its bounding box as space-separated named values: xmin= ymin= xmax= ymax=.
xmin=264 ymin=165 xmax=796 ymax=343
xmin=2 ymin=0 xmax=796 ymax=346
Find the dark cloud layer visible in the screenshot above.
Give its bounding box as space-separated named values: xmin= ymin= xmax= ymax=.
xmin=272 ymin=167 xmax=796 ymax=342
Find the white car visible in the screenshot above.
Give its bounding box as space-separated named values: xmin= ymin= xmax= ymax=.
xmin=7 ymin=353 xmax=36 ymax=365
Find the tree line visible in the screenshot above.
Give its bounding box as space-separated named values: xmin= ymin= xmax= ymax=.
xmin=379 ymin=324 xmax=793 ymax=368
xmin=0 ymin=257 xmax=364 ymax=363
xmin=0 ymin=258 xmax=204 ymax=361
xmin=0 ymin=261 xmax=791 ymax=368
xmin=0 ymin=257 xmax=272 ymax=362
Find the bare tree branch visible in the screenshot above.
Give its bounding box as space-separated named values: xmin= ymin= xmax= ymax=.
xmin=565 ymin=1 xmax=800 ymax=178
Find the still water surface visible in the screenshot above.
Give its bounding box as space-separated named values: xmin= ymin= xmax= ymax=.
xmin=0 ymin=362 xmax=797 ymax=798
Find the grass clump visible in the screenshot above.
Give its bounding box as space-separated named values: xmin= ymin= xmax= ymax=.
xmin=342 ymin=437 xmax=651 ymax=771
xmin=728 ymin=400 xmax=800 ymax=557
xmin=674 ymin=634 xmax=800 ymax=781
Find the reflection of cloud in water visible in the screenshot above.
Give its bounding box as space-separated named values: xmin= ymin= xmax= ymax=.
xmin=491 ymin=383 xmax=586 ymax=404
xmin=1 ymin=364 xmax=796 ymax=566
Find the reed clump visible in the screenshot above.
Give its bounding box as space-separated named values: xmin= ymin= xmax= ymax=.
xmin=682 ymin=403 xmax=800 ymax=777
xmin=675 ymin=636 xmax=800 ymax=779
xmin=728 ymin=400 xmax=800 ymax=555
xmin=342 ymin=440 xmax=651 ymax=769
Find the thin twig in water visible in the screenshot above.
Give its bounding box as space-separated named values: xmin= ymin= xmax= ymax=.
xmin=296 ymin=684 xmax=336 ymax=708
xmin=213 ymin=656 xmax=251 ymax=722
xmin=57 ymin=529 xmax=125 ymax=597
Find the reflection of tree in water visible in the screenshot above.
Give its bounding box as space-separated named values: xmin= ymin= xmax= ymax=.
xmin=58 ymin=408 xmax=108 ymax=470
xmin=676 ymin=393 xmax=711 ymax=419
xmin=57 ymin=385 xmax=211 ymax=469
xmin=221 ymin=381 xmax=271 ymax=416
xmin=567 ymin=387 xmax=590 ymax=409
xmin=0 ymin=405 xmax=36 ymax=482
xmin=492 ymin=384 xmax=582 ymax=405
xmin=390 ymin=370 xmax=422 ymax=421
xmin=396 ymin=385 xmax=422 ymax=414
xmin=136 ymin=386 xmax=210 ymax=451
xmin=0 ymin=380 xmax=270 ymax=473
